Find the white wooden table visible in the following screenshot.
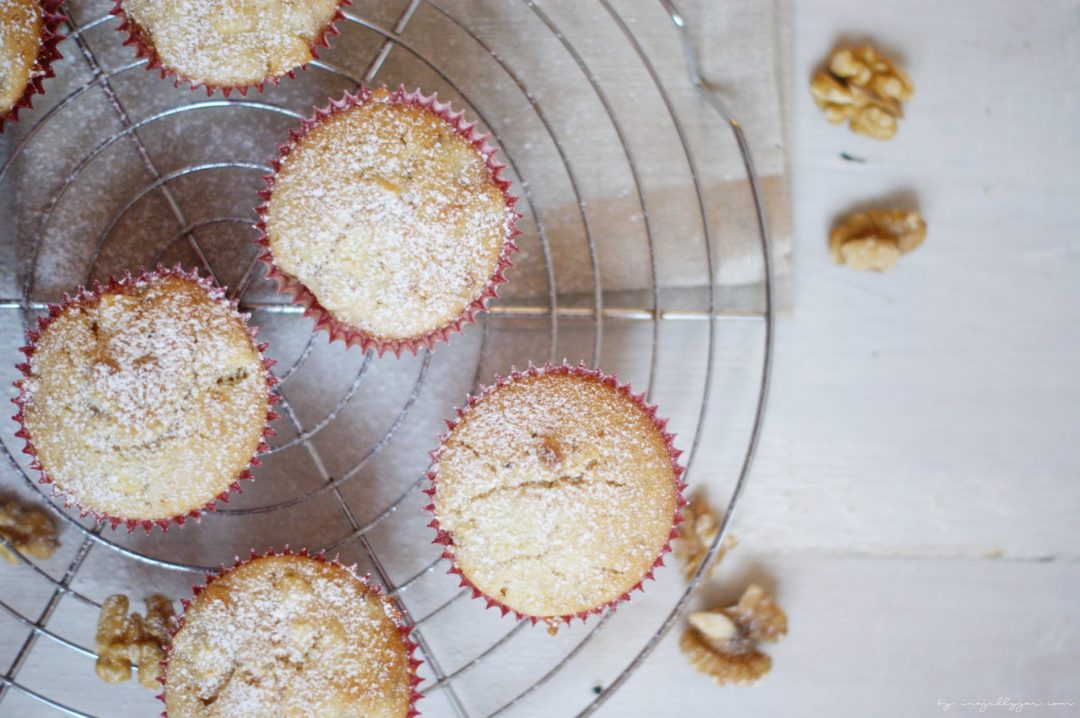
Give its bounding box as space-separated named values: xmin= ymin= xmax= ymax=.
xmin=600 ymin=1 xmax=1080 ymax=715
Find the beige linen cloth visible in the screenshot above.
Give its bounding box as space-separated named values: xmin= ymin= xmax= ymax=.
xmin=2 ymin=0 xmax=791 ymax=313
xmin=399 ymin=0 xmax=794 ymax=314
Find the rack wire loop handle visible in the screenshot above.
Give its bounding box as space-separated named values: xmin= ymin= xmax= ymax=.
xmin=577 ymin=1 xmax=776 ymax=714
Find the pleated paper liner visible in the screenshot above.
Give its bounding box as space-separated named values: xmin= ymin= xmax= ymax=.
xmin=11 ymin=265 xmax=280 ymax=532
xmin=109 ymin=0 xmax=351 ymax=96
xmin=424 ymin=362 xmax=688 ymax=634
xmin=159 ymin=548 xmax=424 ymax=718
xmin=0 ymin=0 xmax=65 ymax=133
xmin=255 ymin=85 xmax=520 ymax=357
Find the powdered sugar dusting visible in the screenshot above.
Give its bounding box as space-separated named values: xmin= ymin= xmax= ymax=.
xmin=166 ymin=554 xmax=414 ymax=718
xmin=266 ymin=88 xmax=515 ymax=342
xmin=18 ymin=272 xmax=271 ymax=523
xmin=432 ymin=367 xmax=679 ymax=619
xmin=119 ymin=0 xmax=341 ymax=88
xmin=0 ymin=0 xmax=42 ymax=113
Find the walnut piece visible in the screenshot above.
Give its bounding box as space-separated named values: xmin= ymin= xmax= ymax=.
xmin=810 ymin=45 xmax=914 ymax=139
xmin=718 ymin=584 xmax=788 ymax=643
xmin=674 ymin=492 xmax=736 ymax=582
xmin=0 ymin=498 xmax=59 ymax=564
xmin=95 ymin=594 xmax=176 ymax=689
xmin=830 ymin=209 xmax=927 ymax=272
xmin=681 ymin=584 xmax=788 ymax=686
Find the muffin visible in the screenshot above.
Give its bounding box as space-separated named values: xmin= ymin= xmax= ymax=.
xmin=112 ymin=0 xmax=347 ymax=93
xmin=165 ymin=552 xmax=422 ymax=718
xmin=257 ymin=86 xmax=519 ymax=356
xmin=0 ymin=0 xmax=64 ymax=132
xmin=426 ymin=363 xmax=686 ymax=630
xmin=12 ymin=267 xmax=276 ymax=531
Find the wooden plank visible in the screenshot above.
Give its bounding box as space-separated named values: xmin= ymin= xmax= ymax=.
xmin=601 ymin=554 xmax=1080 ymax=717
xmin=730 ymin=0 xmax=1080 ymax=560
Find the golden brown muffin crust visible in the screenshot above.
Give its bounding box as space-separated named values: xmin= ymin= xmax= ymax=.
xmin=0 ymin=0 xmax=43 ymax=114
xmin=266 ymin=89 xmax=512 ymax=342
xmin=121 ymin=0 xmax=340 ymax=87
xmin=22 ymin=274 xmax=270 ymax=522
xmin=165 ymin=555 xmax=414 ymax=718
xmin=434 ymin=371 xmax=678 ymax=618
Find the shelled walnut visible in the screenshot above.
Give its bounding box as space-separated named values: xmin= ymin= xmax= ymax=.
xmin=830 ymin=208 xmax=927 ymax=272
xmin=95 ymin=594 xmax=176 ymax=689
xmin=674 ymin=492 xmax=736 ymax=582
xmin=0 ymin=498 xmax=59 ymax=564
xmin=811 ymin=45 xmax=914 ymax=139
xmin=681 ymin=584 xmax=788 ymax=686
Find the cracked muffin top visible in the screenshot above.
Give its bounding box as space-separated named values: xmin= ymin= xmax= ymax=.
xmin=19 ymin=273 xmax=270 ymax=523
xmin=118 ymin=0 xmax=341 ymax=89
xmin=165 ymin=554 xmax=416 ymax=718
xmin=431 ymin=367 xmax=680 ymax=619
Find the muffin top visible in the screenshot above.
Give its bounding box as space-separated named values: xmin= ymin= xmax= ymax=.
xmin=0 ymin=0 xmax=42 ymax=114
xmin=166 ymin=555 xmax=415 ymax=718
xmin=432 ymin=368 xmax=680 ymax=618
xmin=120 ymin=0 xmax=340 ymax=88
xmin=265 ymin=88 xmax=514 ymax=343
xmin=20 ymin=273 xmax=270 ymax=523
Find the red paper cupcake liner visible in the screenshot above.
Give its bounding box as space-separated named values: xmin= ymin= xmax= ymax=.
xmin=423 ymin=362 xmax=688 ymax=633
xmin=0 ymin=0 xmax=66 ymax=133
xmin=159 ymin=547 xmax=424 ymax=718
xmin=254 ymin=85 xmax=521 ymax=357
xmin=109 ymin=0 xmax=351 ymax=97
xmin=10 ymin=265 xmax=280 ymax=533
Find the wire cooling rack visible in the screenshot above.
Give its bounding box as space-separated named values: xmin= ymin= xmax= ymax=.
xmin=0 ymin=0 xmax=773 ymax=716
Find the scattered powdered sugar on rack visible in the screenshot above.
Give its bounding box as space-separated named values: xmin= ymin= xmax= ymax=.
xmin=428 ymin=364 xmax=685 ymax=628
xmin=263 ymin=87 xmax=517 ymax=347
xmin=116 ymin=0 xmax=342 ymax=90
xmin=165 ymin=552 xmax=421 ymax=718
xmin=13 ymin=269 xmax=275 ymax=529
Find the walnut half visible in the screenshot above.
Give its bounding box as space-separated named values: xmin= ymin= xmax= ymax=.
xmin=95 ymin=594 xmax=176 ymax=689
xmin=680 ymin=584 xmax=788 ymax=686
xmin=811 ymin=45 xmax=914 ymax=139
xmin=0 ymin=498 xmax=59 ymax=564
xmin=830 ymin=209 xmax=926 ymax=272
xmin=673 ymin=492 xmax=736 ymax=582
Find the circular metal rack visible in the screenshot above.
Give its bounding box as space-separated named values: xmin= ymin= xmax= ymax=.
xmin=0 ymin=0 xmax=773 ymax=716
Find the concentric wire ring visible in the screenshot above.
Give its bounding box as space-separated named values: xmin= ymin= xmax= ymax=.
xmin=0 ymin=1 xmax=772 ymax=715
